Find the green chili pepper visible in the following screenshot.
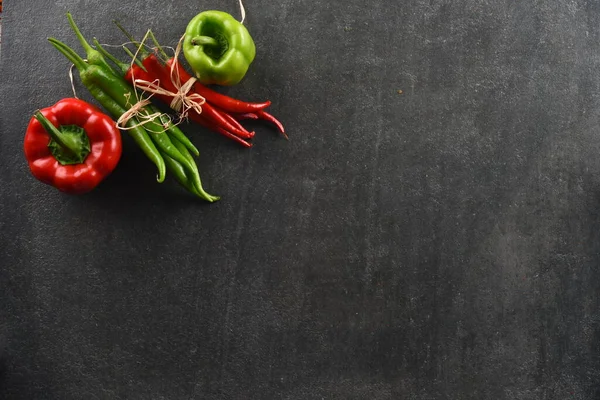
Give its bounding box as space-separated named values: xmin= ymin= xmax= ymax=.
xmin=48 ymin=38 xmax=167 ymax=183
xmin=183 ymin=10 xmax=256 ymax=86
xmin=170 ymin=137 xmax=219 ymax=202
xmin=48 ymin=13 xmax=219 ymax=201
xmin=92 ymin=39 xmax=200 ymax=158
xmin=67 ymin=12 xmax=115 ymax=76
xmin=86 ymin=85 xmax=167 ymax=183
xmin=162 ymin=155 xmax=198 ymax=197
xmin=85 ymin=66 xmax=192 ymax=168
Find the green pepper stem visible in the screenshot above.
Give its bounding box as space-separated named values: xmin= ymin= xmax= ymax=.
xmin=114 ymin=20 xmax=150 ymax=59
xmin=93 ymin=38 xmax=129 ymax=76
xmin=67 ymin=13 xmax=115 ymax=74
xmin=48 ymin=38 xmax=88 ymax=72
xmin=34 ymin=111 xmax=78 ymax=156
xmin=67 ymin=12 xmax=95 ymax=54
xmin=148 ymin=30 xmax=169 ymax=60
xmin=191 ymin=36 xmax=219 ymax=47
xmin=121 ymin=46 xmax=146 ymax=71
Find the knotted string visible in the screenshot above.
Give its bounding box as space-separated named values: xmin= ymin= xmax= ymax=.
xmin=116 ymin=30 xmax=173 ymax=131
xmin=69 ymin=63 xmax=79 ymax=99
xmin=69 ymin=0 xmax=248 ymax=127
xmin=130 ymin=0 xmax=249 ymax=117
xmin=131 ymin=35 xmax=205 ymax=121
xmin=238 ymin=0 xmax=246 ymax=24
xmin=116 ymin=93 xmax=164 ymax=132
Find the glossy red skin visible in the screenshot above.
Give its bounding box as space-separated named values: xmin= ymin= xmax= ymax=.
xmin=126 ymin=55 xmax=285 ymax=143
xmin=162 ymin=59 xmax=285 ymax=135
xmin=131 ymin=56 xmax=254 ymax=139
xmin=23 ymin=98 xmax=122 ymax=194
xmin=163 ymin=57 xmax=271 ymax=113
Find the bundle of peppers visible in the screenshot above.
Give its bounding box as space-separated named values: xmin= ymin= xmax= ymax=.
xmin=47 ymin=13 xmax=219 ymax=202
xmin=28 ymin=11 xmax=285 ymax=201
xmin=114 ymin=21 xmax=286 ymax=148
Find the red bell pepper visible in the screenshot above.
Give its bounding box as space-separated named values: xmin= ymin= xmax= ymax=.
xmin=24 ymin=98 xmax=122 ymax=194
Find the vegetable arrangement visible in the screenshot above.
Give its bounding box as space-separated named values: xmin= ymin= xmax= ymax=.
xmin=24 ymin=10 xmax=285 ymax=202
xmin=116 ymin=24 xmax=285 ymax=148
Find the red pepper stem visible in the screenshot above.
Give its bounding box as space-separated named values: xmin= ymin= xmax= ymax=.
xmin=93 ymin=38 xmax=130 ymax=75
xmin=148 ymin=30 xmax=169 ymax=60
xmin=122 ymin=46 xmax=146 ymax=70
xmin=48 ymin=38 xmax=88 ymax=72
xmin=33 ymin=111 xmax=79 ymax=156
xmin=114 ymin=20 xmax=150 ymax=59
xmin=66 ymin=12 xmax=94 ymax=55
xmin=191 ymin=36 xmax=219 ymax=47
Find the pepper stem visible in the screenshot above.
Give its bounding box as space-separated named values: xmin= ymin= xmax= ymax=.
xmin=191 ymin=36 xmax=219 ymax=47
xmin=34 ymin=111 xmax=91 ymax=165
xmin=93 ymin=38 xmax=130 ymax=76
xmin=122 ymin=46 xmax=146 ymax=70
xmin=67 ymin=12 xmax=114 ymax=73
xmin=114 ymin=20 xmax=150 ymax=59
xmin=148 ymin=30 xmax=169 ymax=60
xmin=48 ymin=37 xmax=88 ymax=72
xmin=67 ymin=12 xmax=94 ymax=54
xmin=34 ymin=111 xmax=78 ymax=156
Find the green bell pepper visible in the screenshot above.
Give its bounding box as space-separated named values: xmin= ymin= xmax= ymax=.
xmin=183 ymin=10 xmax=256 ymax=86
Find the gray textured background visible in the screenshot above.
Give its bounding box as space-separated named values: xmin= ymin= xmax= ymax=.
xmin=2 ymin=0 xmax=600 ymax=399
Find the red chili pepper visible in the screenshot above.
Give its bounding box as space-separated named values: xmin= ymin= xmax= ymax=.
xmin=23 ymin=98 xmax=122 ymax=194
xmin=188 ymin=112 xmax=252 ymax=148
xmin=162 ymin=60 xmax=286 ymax=136
xmin=200 ymin=102 xmax=255 ymax=139
xmin=125 ymin=52 xmax=286 ymax=145
xmin=231 ymin=112 xmax=259 ymax=121
xmin=164 ymin=57 xmax=271 ymax=113
xmin=128 ymin=55 xmax=254 ymax=140
xmin=215 ymin=107 xmax=252 ymax=135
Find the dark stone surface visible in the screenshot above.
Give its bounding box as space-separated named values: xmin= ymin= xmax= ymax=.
xmin=2 ymin=0 xmax=600 ymax=398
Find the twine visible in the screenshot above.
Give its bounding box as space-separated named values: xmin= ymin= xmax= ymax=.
xmin=238 ymin=0 xmax=246 ymax=24
xmin=116 ymin=93 xmax=165 ymax=131
xmin=70 ymin=0 xmax=248 ymax=128
xmin=116 ymin=30 xmax=173 ymax=131
xmin=129 ymin=34 xmax=206 ymax=122
xmin=69 ymin=64 xmax=78 ymax=99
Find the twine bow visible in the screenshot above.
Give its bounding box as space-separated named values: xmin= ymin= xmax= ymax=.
xmin=127 ymin=34 xmax=206 ymax=123
xmin=115 ymin=93 xmax=165 ymax=131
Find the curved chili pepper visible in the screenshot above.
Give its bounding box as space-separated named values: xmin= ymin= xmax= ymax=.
xmin=131 ymin=55 xmax=254 ymax=139
xmin=228 ymin=110 xmax=286 ymax=138
xmin=164 ymin=57 xmax=271 ymax=113
xmin=216 ymin=107 xmax=253 ymax=135
xmin=201 ymin=102 xmax=254 ymax=139
xmin=188 ymin=111 xmax=252 ymax=148
xmin=171 ymin=137 xmax=219 ymax=202
xmin=24 ymin=98 xmax=122 ymax=194
xmin=256 ymin=110 xmax=287 ymax=137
